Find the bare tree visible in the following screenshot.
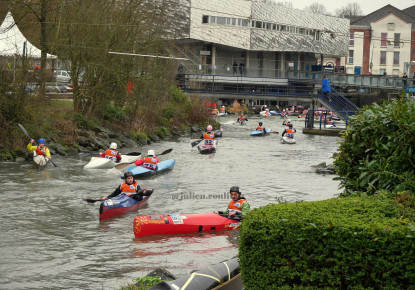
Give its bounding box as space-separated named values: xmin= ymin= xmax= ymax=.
xmin=304 ymin=3 xmax=329 ymax=15
xmin=335 ymin=2 xmax=363 ymax=17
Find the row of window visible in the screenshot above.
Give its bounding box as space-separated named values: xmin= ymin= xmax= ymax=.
xmin=348 ymin=50 xmax=400 ymax=65
xmin=349 ymin=32 xmax=401 ymax=47
xmin=202 ymin=15 xmax=321 ymax=40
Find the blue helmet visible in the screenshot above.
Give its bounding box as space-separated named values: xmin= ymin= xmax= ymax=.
xmin=38 ymin=138 xmax=46 ymax=144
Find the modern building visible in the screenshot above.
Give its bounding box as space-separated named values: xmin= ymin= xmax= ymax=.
xmin=341 ymin=4 xmax=415 ymax=76
xmin=177 ymin=0 xmax=349 ymax=78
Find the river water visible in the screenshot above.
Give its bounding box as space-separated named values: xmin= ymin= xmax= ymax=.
xmin=0 ymin=115 xmax=342 ymax=289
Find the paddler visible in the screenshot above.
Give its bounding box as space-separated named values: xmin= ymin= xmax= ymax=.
xmin=102 ymin=171 xmax=150 ymax=201
xmin=134 ymin=150 xmax=159 ymax=170
xmin=282 ymin=123 xmax=296 ymax=139
xmin=100 ymin=142 xmax=121 ymax=162
xmin=200 ymin=125 xmax=223 ymax=146
xmin=256 ymin=122 xmax=266 ymax=133
xmin=215 ymin=186 xmax=250 ymax=219
xmin=27 ymin=138 xmax=51 ymax=160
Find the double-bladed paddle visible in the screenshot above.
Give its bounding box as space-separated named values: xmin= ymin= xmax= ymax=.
xmin=114 ymin=148 xmax=173 ymax=170
xmin=18 ymin=124 xmax=58 ymax=167
xmin=79 ymin=151 xmax=141 ymax=157
xmin=191 ymin=139 xmax=203 ymax=147
xmin=83 ymin=189 xmax=154 ymax=203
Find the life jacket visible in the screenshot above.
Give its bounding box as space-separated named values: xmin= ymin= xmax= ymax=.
xmin=203 ymin=132 xmax=215 ymax=145
xmin=220 ymin=108 xmax=225 ymax=112
xmin=104 ymin=149 xmax=118 ymax=162
xmin=227 ymin=198 xmax=248 ymax=215
xmin=143 ymin=156 xmax=158 ymax=170
xmin=212 ymin=109 xmax=218 ymax=115
xmin=120 ymin=181 xmax=140 ymax=193
xmin=239 ymin=116 xmax=246 ymax=120
xmin=286 ymin=128 xmax=295 ymax=138
xmin=35 ymin=146 xmax=48 ymax=156
xmin=256 ymin=126 xmax=263 ymax=131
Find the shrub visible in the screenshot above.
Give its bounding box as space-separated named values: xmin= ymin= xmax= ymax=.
xmin=102 ymin=103 xmax=129 ymax=122
xmin=334 ymin=99 xmax=415 ymax=196
xmin=239 ymin=196 xmax=415 ymax=289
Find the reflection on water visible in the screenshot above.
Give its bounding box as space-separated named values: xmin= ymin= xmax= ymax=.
xmin=0 ymin=115 xmax=341 ymax=289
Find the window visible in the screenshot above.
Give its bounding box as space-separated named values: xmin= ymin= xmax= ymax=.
xmin=348 ymin=50 xmax=354 ymax=64
xmin=349 ymin=32 xmax=354 ymax=46
xmin=231 ymin=18 xmax=236 ymax=25
xmin=393 ymin=52 xmax=399 ymax=65
xmin=380 ymin=51 xmax=386 ymax=65
xmin=387 ymin=23 xmax=395 ymax=31
xmin=381 ymin=33 xmax=387 ymax=47
xmin=217 ymin=17 xmax=226 ymax=25
xmin=202 ymin=15 xmax=209 ymax=24
xmin=209 ymin=16 xmax=216 ymax=24
xmin=255 ymin=21 xmax=263 ymax=29
xmin=394 ymin=33 xmax=400 ymax=47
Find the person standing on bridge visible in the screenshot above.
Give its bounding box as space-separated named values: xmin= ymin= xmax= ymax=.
xmin=322 ymin=75 xmax=331 ymax=102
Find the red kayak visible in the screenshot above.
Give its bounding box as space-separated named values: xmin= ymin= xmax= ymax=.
xmin=133 ymin=213 xmax=241 ymax=237
xmin=99 ymin=190 xmax=153 ymax=220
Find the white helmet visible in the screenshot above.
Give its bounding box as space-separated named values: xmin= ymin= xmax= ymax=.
xmin=222 ymin=106 xmax=225 ymax=108
xmin=110 ymin=142 xmax=117 ymax=149
xmin=264 ymin=105 xmax=267 ymax=107
xmin=287 ymin=119 xmax=291 ymax=122
xmin=148 ymin=150 xmax=155 ymax=156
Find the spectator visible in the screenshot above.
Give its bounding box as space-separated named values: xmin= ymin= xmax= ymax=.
xmin=233 ymin=61 xmax=238 ymax=75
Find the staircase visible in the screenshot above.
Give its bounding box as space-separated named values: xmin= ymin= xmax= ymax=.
xmin=318 ymin=88 xmax=358 ymax=122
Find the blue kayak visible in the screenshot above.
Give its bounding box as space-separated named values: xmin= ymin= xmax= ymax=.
xmin=122 ymin=159 xmax=175 ymax=178
xmin=250 ymin=128 xmax=272 ymax=136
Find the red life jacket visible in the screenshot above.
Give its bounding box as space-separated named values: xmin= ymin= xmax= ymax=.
xmin=104 ymin=149 xmax=118 ymax=162
xmin=203 ymin=132 xmax=215 ymax=145
xmin=227 ymin=199 xmax=248 ymax=215
xmin=35 ymin=146 xmax=48 ymax=156
xmin=120 ymin=181 xmax=140 ymax=193
xmin=143 ymin=156 xmax=158 ymax=170
xmin=256 ymin=126 xmax=263 ymax=130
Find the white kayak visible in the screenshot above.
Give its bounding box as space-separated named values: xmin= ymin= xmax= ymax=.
xmin=84 ymin=154 xmax=140 ymax=169
xmin=281 ymin=136 xmax=296 ymax=144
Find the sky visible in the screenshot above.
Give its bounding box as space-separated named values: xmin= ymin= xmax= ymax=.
xmin=288 ymin=0 xmax=415 ymax=15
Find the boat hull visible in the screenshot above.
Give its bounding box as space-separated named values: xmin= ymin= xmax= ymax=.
xmin=250 ymin=128 xmax=272 ymax=136
xmin=84 ymin=154 xmax=140 ymax=169
xmin=133 ymin=213 xmax=241 ymax=237
xmin=123 ymin=159 xmax=175 ymax=178
xmin=281 ymin=136 xmax=296 ymax=144
xmin=99 ymin=191 xmax=152 ymax=220
xmin=197 ymin=140 xmax=217 ymax=154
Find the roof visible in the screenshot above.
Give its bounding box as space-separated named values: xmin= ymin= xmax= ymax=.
xmin=350 ymin=4 xmax=415 ymax=28
xmin=402 ymin=5 xmax=415 ymax=18
xmin=0 ymin=11 xmax=56 ymax=58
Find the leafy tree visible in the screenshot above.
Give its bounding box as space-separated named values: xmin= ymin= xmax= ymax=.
xmin=334 ymin=99 xmax=415 ymax=196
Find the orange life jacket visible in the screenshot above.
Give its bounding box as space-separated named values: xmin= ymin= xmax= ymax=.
xmin=35 ymin=146 xmax=48 ymax=156
xmin=285 ymin=128 xmax=295 ymax=138
xmin=227 ymin=199 xmax=248 ymax=215
xmin=256 ymin=126 xmax=263 ymax=130
xmin=203 ymin=132 xmax=215 ymax=145
xmin=143 ymin=156 xmax=158 ymax=170
xmin=104 ymin=149 xmax=118 ymax=162
xmin=220 ymin=108 xmax=225 ymax=112
xmin=239 ymin=116 xmax=245 ymax=120
xmin=120 ymin=181 xmax=140 ymax=193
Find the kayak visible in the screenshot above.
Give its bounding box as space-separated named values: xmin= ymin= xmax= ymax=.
xmin=217 ymin=111 xmax=227 ymax=116
xmin=250 ymin=128 xmax=272 ymax=136
xmin=33 ymin=154 xmax=48 ymax=167
xmin=281 ymin=136 xmax=296 ymax=144
xmin=122 ymin=159 xmax=175 ymax=178
xmin=133 ymin=212 xmax=241 ymax=237
xmin=150 ymin=258 xmax=240 ymax=290
xmin=99 ymin=190 xmax=153 ymax=220
xmin=84 ymin=154 xmax=140 ymax=169
xmin=197 ymin=140 xmax=217 ymax=154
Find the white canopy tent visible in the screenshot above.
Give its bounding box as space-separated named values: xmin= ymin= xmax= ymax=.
xmin=0 ymin=11 xmax=55 ymax=58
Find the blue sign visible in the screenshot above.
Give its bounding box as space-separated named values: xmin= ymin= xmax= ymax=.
xmin=406 ymin=87 xmax=415 ymax=93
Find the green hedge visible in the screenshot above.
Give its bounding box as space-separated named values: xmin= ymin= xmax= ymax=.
xmin=239 ymin=196 xmax=415 ymax=289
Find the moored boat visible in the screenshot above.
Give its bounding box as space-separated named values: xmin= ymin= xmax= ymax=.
xmin=134 ymin=212 xmax=241 ymax=237
xmin=197 ymin=140 xmax=218 ymax=154
xmin=250 ymin=128 xmax=272 ymax=136
xmin=84 ymin=154 xmax=140 ymax=169
xmin=99 ymin=190 xmax=153 ymax=220
xmin=121 ymin=159 xmax=176 ymax=178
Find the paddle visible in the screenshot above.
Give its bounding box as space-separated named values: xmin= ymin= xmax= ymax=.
xmin=83 ymin=189 xmax=154 ymax=203
xmin=114 ymin=148 xmax=173 ymax=170
xmin=191 ymin=139 xmax=203 ymax=147
xmin=79 ymin=151 xmax=141 ymax=157
xmin=18 ymin=124 xmax=58 ymax=167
